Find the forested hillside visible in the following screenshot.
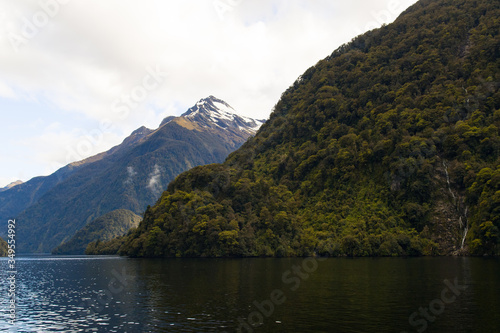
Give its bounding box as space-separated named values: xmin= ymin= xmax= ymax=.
xmin=95 ymin=0 xmax=499 ymax=257
xmin=52 ymin=209 xmax=142 ymax=255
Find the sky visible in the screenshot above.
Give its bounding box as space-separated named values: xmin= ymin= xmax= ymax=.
xmin=0 ymin=0 xmax=418 ymax=188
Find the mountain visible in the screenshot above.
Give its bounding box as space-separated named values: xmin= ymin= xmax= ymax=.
xmin=0 ymin=166 xmax=84 ymax=238
xmin=97 ymin=0 xmax=499 ymax=258
xmin=0 ymin=128 xmax=151 ymax=239
xmin=0 ymin=180 xmax=23 ymax=192
xmin=181 ymin=97 xmax=265 ymax=136
xmin=12 ymin=96 xmax=263 ymax=253
xmin=51 ymin=209 xmax=142 ymax=255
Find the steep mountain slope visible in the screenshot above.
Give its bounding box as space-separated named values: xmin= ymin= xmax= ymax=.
xmin=107 ymin=0 xmax=499 ymax=258
xmin=51 ymin=209 xmax=142 ymax=255
xmin=0 ymin=165 xmax=85 ymax=238
xmin=15 ymin=96 xmax=263 ymax=253
xmin=0 ymin=127 xmax=153 ymax=239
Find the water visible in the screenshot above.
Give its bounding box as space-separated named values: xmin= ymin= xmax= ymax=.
xmin=1 ymin=256 xmax=499 ymax=332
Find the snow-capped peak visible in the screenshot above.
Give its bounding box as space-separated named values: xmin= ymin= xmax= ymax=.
xmin=181 ymin=96 xmax=265 ymax=135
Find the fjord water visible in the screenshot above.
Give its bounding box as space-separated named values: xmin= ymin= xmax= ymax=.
xmin=1 ymin=256 xmax=499 ymax=332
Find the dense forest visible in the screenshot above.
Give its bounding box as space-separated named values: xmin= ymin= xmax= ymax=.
xmin=92 ymin=0 xmax=499 ymax=257
xmin=52 ymin=209 xmax=142 ymax=255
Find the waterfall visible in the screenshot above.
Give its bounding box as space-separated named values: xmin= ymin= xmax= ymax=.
xmin=461 ymin=206 xmax=469 ymax=250
xmin=461 ymin=226 xmax=469 ymax=249
xmin=443 ymin=160 xmax=468 ymax=250
xmin=443 ymin=161 xmax=456 ymax=202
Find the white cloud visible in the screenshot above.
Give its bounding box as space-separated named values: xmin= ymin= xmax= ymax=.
xmin=147 ymin=164 xmax=162 ymax=196
xmin=0 ymin=81 xmax=16 ymax=99
xmin=0 ymin=0 xmax=418 ymax=119
xmin=0 ymin=0 xmax=418 ymax=186
xmin=20 ymin=122 xmax=124 ymax=171
xmin=124 ymin=166 xmax=138 ymax=185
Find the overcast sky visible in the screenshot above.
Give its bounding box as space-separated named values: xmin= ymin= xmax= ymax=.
xmin=0 ymin=0 xmax=418 ymax=187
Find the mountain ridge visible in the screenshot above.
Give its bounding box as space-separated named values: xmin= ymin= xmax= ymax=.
xmin=11 ymin=96 xmax=264 ymax=253
xmin=0 ymin=180 xmax=23 ymax=192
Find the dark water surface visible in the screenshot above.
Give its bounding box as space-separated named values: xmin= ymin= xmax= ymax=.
xmin=0 ymin=256 xmax=499 ymax=332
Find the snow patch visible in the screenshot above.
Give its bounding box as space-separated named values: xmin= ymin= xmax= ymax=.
xmin=183 ymin=96 xmax=266 ymax=133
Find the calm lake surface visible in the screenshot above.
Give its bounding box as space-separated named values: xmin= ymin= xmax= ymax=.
xmin=0 ymin=256 xmax=499 ymax=332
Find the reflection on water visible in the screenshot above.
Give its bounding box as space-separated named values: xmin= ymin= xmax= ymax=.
xmin=0 ymin=256 xmax=499 ymax=332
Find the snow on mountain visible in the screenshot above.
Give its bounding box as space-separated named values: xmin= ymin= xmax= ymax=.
xmin=181 ymin=96 xmax=265 ymax=135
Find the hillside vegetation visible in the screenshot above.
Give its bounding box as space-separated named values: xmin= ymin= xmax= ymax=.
xmin=0 ymin=237 xmax=7 ymax=256
xmin=52 ymin=209 xmax=142 ymax=255
xmin=94 ymin=0 xmax=499 ymax=257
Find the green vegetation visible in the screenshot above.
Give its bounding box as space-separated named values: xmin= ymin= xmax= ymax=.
xmin=94 ymin=0 xmax=499 ymax=257
xmin=52 ymin=209 xmax=142 ymax=255
xmin=86 ymin=233 xmax=133 ymax=255
xmin=0 ymin=237 xmax=7 ymax=256
xmin=15 ymin=99 xmax=258 ymax=253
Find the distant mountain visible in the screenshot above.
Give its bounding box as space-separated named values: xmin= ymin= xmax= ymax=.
xmin=12 ymin=96 xmax=264 ymax=253
xmin=52 ymin=209 xmax=142 ymax=255
xmin=0 ymin=171 xmax=77 ymax=227
xmin=98 ymin=0 xmax=499 ymax=258
xmin=0 ymin=128 xmax=152 ymax=240
xmin=0 ymin=180 xmax=23 ymax=192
